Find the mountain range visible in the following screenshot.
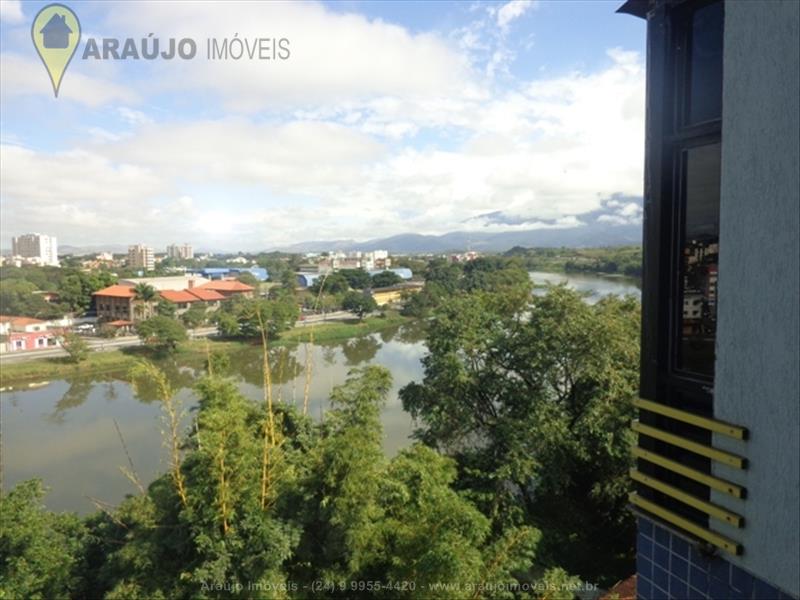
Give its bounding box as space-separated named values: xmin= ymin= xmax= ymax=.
xmin=35 ymin=196 xmax=644 ymax=256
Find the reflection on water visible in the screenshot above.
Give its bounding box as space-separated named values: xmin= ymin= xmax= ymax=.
xmin=1 ymin=322 xmax=426 ymax=513
xmin=1 ymin=276 xmax=631 ymax=514
xmin=529 ymin=271 xmax=641 ymax=303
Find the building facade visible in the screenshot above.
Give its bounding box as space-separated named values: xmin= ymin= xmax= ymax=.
xmin=11 ymin=233 xmax=59 ymax=266
xmin=620 ymin=0 xmax=799 ymax=598
xmin=0 ymin=316 xmax=61 ymax=353
xmin=166 ymin=243 xmax=194 ymax=260
xmin=127 ymin=244 xmax=155 ymax=271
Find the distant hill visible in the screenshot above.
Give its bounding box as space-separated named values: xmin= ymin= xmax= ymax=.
xmin=273 ymin=195 xmax=643 ymax=254
xmin=273 ymin=223 xmax=642 ymax=254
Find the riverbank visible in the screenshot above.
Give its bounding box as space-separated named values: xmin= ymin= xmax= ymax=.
xmin=0 ymin=312 xmax=410 ymax=386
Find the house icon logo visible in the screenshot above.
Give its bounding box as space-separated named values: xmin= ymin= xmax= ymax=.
xmin=31 ymin=3 xmax=82 ymax=97
xmin=40 ymin=13 xmax=73 ymax=49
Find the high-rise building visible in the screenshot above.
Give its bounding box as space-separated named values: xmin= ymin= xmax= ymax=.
xmin=127 ymin=244 xmax=155 ymax=271
xmin=166 ymin=243 xmax=194 ymax=260
xmin=11 ymin=233 xmax=59 ymax=266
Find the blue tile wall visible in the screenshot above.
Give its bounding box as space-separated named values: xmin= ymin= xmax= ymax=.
xmin=636 ymin=517 xmax=799 ymax=600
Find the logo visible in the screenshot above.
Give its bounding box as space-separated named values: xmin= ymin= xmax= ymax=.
xmin=31 ymin=3 xmax=81 ymax=97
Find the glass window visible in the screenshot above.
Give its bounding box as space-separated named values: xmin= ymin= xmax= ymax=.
xmin=678 ymin=142 xmax=721 ymax=376
xmin=686 ymin=1 xmax=723 ymax=125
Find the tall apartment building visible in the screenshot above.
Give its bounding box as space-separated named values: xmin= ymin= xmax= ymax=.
xmin=11 ymin=233 xmax=59 ymax=266
xmin=619 ymin=0 xmax=799 ymax=598
xmin=127 ymin=244 xmax=155 ymax=271
xmin=166 ymin=243 xmax=194 ymax=260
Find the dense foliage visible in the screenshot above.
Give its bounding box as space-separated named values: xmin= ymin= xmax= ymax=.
xmin=1 ymin=366 xmax=581 ymax=599
xmin=213 ymin=294 xmax=300 ymax=340
xmin=400 ymin=268 xmax=640 ymax=585
xmin=341 ymin=292 xmax=378 ymax=320
xmin=0 ymin=266 xmax=117 ymax=318
xmin=137 ymin=316 xmax=188 ymax=352
xmin=503 ymin=246 xmax=642 ymax=278
xmin=60 ymin=332 xmax=90 ymax=363
xmin=1 ymin=254 xmax=641 ymax=597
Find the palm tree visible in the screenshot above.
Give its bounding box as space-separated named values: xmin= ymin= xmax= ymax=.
xmin=133 ymin=283 xmax=158 ymax=321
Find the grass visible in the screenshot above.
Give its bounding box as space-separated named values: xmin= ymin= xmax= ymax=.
xmin=278 ymin=311 xmax=408 ymax=344
xmin=0 ymin=313 xmax=410 ymax=387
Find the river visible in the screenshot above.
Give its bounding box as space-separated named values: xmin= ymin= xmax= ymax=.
xmin=0 ymin=273 xmax=639 ymax=513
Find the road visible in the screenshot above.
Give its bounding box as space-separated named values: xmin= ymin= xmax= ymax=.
xmin=0 ymin=311 xmax=355 ymax=364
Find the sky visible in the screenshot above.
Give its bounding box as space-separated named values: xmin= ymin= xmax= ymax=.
xmin=0 ymin=0 xmax=646 ymax=252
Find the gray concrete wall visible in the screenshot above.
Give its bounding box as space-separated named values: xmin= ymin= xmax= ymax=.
xmin=712 ymin=0 xmax=800 ymax=596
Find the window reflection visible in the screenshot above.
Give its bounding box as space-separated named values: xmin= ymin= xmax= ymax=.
xmin=679 ymin=143 xmax=720 ymax=376
xmin=687 ymin=1 xmax=723 ymax=125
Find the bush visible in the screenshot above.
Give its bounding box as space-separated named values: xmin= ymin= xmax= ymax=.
xmin=60 ymin=332 xmax=90 ymax=363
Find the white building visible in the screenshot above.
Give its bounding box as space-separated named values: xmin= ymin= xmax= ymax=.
xmin=166 ymin=243 xmax=194 ymax=260
xmin=127 ymin=244 xmax=155 ymax=271
xmin=11 ymin=233 xmax=59 ymax=266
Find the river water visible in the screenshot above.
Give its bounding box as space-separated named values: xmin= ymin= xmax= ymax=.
xmin=0 ymin=273 xmax=639 ymax=513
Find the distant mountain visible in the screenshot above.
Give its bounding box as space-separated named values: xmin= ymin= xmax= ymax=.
xmin=272 ymin=195 xmax=643 ymax=254
xmin=277 ymin=239 xmax=358 ymax=253
xmin=270 ymin=223 xmax=641 ymax=254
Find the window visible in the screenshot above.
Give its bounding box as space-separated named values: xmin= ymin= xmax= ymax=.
xmin=638 ymin=0 xmax=724 ymax=527
xmin=641 ymin=0 xmax=723 ymax=407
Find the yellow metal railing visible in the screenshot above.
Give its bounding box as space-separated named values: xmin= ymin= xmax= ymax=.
xmin=633 ymin=398 xmax=748 ymax=440
xmin=631 ymin=400 xmax=748 ymax=556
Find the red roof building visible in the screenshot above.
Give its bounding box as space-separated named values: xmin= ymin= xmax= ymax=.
xmin=187 ymin=288 xmax=226 ymax=302
xmin=93 ymin=284 xmax=137 ymax=321
xmin=197 ymin=279 xmax=255 ymax=298
xmin=159 ymin=290 xmax=201 ymax=304
xmin=93 ymin=285 xmax=136 ymax=298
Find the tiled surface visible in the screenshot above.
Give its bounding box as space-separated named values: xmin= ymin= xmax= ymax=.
xmin=636 ymin=517 xmax=798 ymax=600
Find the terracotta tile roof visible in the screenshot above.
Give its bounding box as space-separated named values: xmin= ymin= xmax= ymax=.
xmin=93 ymin=284 xmax=136 ymax=298
xmin=159 ymin=289 xmax=200 ymax=303
xmin=197 ymin=280 xmax=254 ymax=292
xmin=107 ymin=319 xmax=134 ymax=326
xmin=601 ymin=575 xmax=636 ymax=600
xmin=0 ymin=315 xmax=46 ymax=325
xmin=187 ymin=288 xmax=226 ymax=301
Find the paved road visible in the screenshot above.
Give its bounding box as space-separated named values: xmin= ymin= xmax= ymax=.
xmin=0 ymin=311 xmax=356 ymax=364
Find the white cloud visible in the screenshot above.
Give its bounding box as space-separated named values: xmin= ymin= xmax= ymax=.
xmin=0 ymin=53 xmax=137 ymax=107
xmin=0 ymin=0 xmax=24 ymax=24
xmin=117 ymin=107 xmax=152 ymax=127
xmin=496 ymin=0 xmax=538 ymax=33
xmin=0 ymin=0 xmax=644 ymax=250
xmin=98 ymin=1 xmax=472 ymax=112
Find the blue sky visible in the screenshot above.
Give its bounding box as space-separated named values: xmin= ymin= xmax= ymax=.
xmin=0 ymin=0 xmax=645 ymax=251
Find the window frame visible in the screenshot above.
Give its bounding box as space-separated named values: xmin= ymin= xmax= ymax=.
xmin=640 ymin=0 xmax=723 ymax=410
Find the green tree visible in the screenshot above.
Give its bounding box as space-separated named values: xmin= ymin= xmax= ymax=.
xmin=60 ymin=332 xmax=90 ymax=363
xmin=0 ymin=279 xmax=63 ymax=319
xmin=58 ymin=270 xmax=117 ymax=314
xmin=136 ymin=316 xmax=187 ymax=352
xmin=0 ymin=480 xmax=88 ymax=599
xmin=370 ymin=270 xmax=403 ymax=288
xmin=339 ymin=268 xmax=372 ymax=290
xmin=214 ymin=311 xmax=240 ymax=337
xmin=235 ymin=296 xmax=299 ymax=339
xmin=236 ymin=271 xmax=260 ymax=287
xmin=400 ymin=286 xmax=640 ymax=585
xmin=424 ymin=259 xmax=462 ymax=295
xmin=461 ymin=256 xmax=530 ymax=292
xmin=309 ymin=272 xmax=349 ymax=296
xmin=181 ymin=304 xmax=208 ymax=329
xmin=133 ymin=284 xmax=158 ymax=321
xmin=341 ymin=291 xmax=377 ymax=320
xmin=155 ymin=298 xmax=177 ymax=318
